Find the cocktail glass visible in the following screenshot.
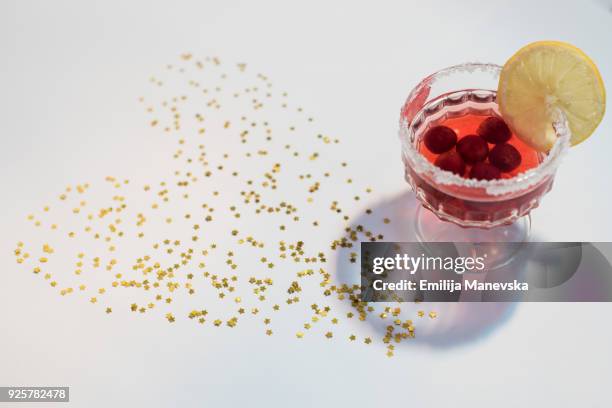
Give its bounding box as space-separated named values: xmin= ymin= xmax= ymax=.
xmin=399 ymin=63 xmax=571 ymax=266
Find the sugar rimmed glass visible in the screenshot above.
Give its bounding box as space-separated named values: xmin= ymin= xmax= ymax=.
xmin=399 ymin=63 xmax=570 ymax=263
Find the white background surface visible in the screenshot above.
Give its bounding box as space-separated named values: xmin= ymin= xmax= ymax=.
xmin=1 ymin=1 xmax=612 ymax=407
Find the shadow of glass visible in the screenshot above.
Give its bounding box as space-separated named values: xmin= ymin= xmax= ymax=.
xmin=333 ymin=191 xmax=518 ymax=350
xmin=334 ymin=189 xmax=612 ymax=349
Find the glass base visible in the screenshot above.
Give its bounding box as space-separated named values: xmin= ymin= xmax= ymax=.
xmin=414 ymin=205 xmax=530 ymax=270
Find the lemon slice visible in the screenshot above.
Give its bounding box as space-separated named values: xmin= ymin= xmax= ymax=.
xmin=497 ymin=41 xmax=606 ymax=151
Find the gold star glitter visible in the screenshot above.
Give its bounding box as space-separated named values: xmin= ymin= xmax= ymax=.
xmin=14 ymin=54 xmax=432 ymax=359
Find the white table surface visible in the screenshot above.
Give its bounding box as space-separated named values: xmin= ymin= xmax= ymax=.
xmin=1 ymin=1 xmax=612 ymax=407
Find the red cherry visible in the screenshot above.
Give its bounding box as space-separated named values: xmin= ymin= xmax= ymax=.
xmin=489 ymin=143 xmax=522 ymax=172
xmin=469 ymin=162 xmax=502 ymax=180
xmin=423 ymin=126 xmax=457 ymax=154
xmin=456 ymin=135 xmax=489 ymax=164
xmin=434 ymin=151 xmax=465 ymax=176
xmin=477 ymin=117 xmax=512 ymax=144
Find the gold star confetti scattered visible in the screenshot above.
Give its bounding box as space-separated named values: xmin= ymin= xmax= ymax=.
xmin=12 ymin=53 xmax=435 ymax=358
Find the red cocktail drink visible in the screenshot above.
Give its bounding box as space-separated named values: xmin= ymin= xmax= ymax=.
xmin=400 ymin=64 xmax=570 ymax=242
